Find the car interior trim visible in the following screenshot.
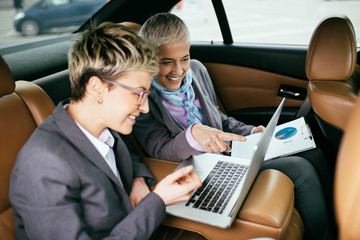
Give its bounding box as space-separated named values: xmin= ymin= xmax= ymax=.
xmin=211 ymin=0 xmax=233 ymax=44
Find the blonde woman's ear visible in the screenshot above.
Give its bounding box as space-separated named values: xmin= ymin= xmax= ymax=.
xmin=87 ymin=76 xmax=105 ymax=103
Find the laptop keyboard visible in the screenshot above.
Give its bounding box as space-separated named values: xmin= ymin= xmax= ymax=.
xmin=185 ymin=161 xmax=248 ymax=214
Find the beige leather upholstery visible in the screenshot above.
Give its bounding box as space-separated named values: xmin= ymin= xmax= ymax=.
xmin=0 ymin=56 xmax=55 ymax=240
xmin=205 ymin=63 xmax=307 ymax=112
xmin=0 ymin=18 xmax=304 ymax=239
xmin=0 ymin=53 xmax=303 ymax=239
xmin=306 ymin=15 xmax=359 ymax=146
xmin=142 ymin=157 xmax=304 ymax=240
xmin=335 ymin=92 xmax=360 ymax=240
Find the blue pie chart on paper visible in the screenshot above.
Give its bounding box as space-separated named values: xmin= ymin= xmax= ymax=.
xmin=275 ymin=127 xmax=297 ymax=140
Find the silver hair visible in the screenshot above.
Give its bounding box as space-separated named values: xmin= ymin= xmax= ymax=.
xmin=140 ymin=13 xmax=191 ymax=53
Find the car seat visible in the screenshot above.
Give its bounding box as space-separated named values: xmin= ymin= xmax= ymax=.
xmin=306 ymin=15 xmax=359 ymax=147
xmin=335 ymin=90 xmax=360 ymax=240
xmin=0 ymin=55 xmax=55 ymax=239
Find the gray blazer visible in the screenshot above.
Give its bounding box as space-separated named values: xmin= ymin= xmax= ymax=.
xmin=9 ymin=100 xmax=166 ymax=240
xmin=133 ymin=60 xmax=254 ymax=162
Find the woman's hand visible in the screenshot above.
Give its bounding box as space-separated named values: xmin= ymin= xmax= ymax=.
xmin=153 ymin=165 xmax=202 ymax=206
xmin=252 ymin=125 xmax=265 ymax=134
xmin=129 ymin=177 xmax=150 ymax=209
xmin=191 ymin=124 xmax=246 ymax=153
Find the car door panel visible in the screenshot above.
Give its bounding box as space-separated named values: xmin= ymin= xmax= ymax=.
xmin=190 ymin=43 xmax=309 ymax=126
xmin=204 ymin=63 xmax=307 ymax=110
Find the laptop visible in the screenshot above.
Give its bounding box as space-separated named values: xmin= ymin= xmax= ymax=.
xmin=166 ymin=98 xmax=285 ymax=228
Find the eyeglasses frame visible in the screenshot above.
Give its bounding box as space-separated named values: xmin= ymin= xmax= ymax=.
xmin=102 ymin=79 xmax=150 ymax=106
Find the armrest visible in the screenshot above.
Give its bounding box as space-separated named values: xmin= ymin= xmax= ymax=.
xmin=142 ymin=157 xmax=304 ymax=240
xmin=238 ymin=169 xmax=294 ymax=227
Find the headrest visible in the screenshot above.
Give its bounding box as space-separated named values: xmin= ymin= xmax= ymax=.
xmin=335 ymin=91 xmax=360 ymax=239
xmin=120 ymin=22 xmax=142 ymax=34
xmin=0 ymin=55 xmax=15 ymax=97
xmin=305 ymin=15 xmax=357 ymax=81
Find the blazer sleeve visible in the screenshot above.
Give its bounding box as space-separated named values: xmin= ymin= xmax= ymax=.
xmin=220 ymin=111 xmax=255 ymax=136
xmin=133 ymin=108 xmax=201 ymax=162
xmin=9 ymin=142 xmax=166 ymax=240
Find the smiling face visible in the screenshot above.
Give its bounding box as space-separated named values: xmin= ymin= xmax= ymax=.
xmin=155 ymin=40 xmax=191 ymax=90
xmin=101 ymin=70 xmax=152 ymax=135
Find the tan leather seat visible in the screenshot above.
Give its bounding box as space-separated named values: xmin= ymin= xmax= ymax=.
xmin=0 ymin=56 xmax=55 ymax=239
xmin=143 ymin=158 xmax=303 ymax=240
xmin=306 ymin=15 xmax=359 ymax=147
xmin=0 ymin=51 xmax=303 ymax=239
xmin=0 ymin=18 xmax=304 ymax=238
xmin=335 ymin=91 xmax=360 ymax=240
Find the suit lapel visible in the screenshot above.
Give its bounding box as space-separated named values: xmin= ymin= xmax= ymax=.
xmin=111 ymin=130 xmax=133 ymax=195
xmin=52 ymin=102 xmax=128 ymax=193
xmin=191 ymin=73 xmax=211 ymax=126
xmin=149 ymin=88 xmax=185 ymax=133
xmin=191 ymin=69 xmax=219 ymax=129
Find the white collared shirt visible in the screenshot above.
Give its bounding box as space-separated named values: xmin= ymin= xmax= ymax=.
xmin=75 ymin=123 xmax=123 ymax=186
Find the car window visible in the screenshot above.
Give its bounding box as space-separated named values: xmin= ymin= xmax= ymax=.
xmin=0 ymin=0 xmax=106 ymax=46
xmin=172 ymin=0 xmax=360 ymax=47
xmin=171 ymin=0 xmax=223 ymax=42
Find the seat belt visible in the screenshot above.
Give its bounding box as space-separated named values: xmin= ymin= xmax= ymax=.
xmin=296 ymin=96 xmax=312 ymax=118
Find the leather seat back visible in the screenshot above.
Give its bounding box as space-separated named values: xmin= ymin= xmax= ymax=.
xmin=0 ymin=56 xmax=55 ymax=239
xmin=335 ymin=91 xmax=360 ymax=239
xmin=306 ymin=15 xmax=359 ymax=147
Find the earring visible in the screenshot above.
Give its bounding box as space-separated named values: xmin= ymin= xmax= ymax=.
xmin=98 ymin=99 xmax=103 ymax=104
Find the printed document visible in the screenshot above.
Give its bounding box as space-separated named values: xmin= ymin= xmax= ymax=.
xmin=231 ymin=117 xmax=316 ymax=161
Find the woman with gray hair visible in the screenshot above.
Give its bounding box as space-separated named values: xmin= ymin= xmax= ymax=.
xmin=133 ymin=13 xmax=335 ymax=240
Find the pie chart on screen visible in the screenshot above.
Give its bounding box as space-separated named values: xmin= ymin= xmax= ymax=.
xmin=275 ymin=127 xmax=297 ymax=140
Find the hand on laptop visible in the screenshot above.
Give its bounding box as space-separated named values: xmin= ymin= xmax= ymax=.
xmin=191 ymin=124 xmax=246 ymax=153
xmin=153 ymin=165 xmax=202 ymax=206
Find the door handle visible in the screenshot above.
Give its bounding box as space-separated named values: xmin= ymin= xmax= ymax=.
xmin=277 ymin=85 xmax=306 ymax=100
xmin=279 ymin=88 xmax=301 ymax=97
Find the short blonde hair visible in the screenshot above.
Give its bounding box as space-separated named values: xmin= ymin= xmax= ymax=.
xmin=140 ymin=13 xmax=190 ymax=54
xmin=68 ymin=22 xmax=158 ymax=101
